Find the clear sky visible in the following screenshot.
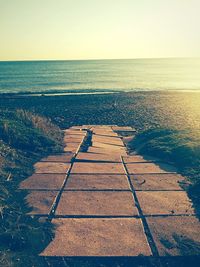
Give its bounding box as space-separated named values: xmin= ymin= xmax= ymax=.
xmin=0 ymin=0 xmax=199 ymax=61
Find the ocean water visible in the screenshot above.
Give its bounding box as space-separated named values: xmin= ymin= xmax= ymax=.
xmin=0 ymin=58 xmax=200 ymax=94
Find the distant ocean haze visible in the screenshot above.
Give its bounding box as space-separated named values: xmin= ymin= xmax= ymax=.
xmin=0 ymin=58 xmax=200 ymax=94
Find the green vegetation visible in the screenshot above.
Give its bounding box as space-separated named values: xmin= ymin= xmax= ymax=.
xmin=0 ymin=109 xmax=63 ymax=267
xmin=128 ymin=128 xmax=200 ymax=216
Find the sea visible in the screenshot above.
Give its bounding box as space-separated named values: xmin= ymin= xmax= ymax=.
xmin=0 ymin=58 xmax=200 ymax=94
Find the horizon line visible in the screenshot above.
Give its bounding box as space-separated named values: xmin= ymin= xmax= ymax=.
xmin=0 ymin=56 xmax=198 ymax=63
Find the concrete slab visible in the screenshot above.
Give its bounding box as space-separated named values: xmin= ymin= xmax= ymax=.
xmin=34 ymin=162 xmax=71 ymax=174
xmin=41 ymin=218 xmax=151 ymax=256
xmin=64 ymin=130 xmax=86 ymax=136
xmin=91 ymin=125 xmax=114 ymax=129
xmin=88 ymin=146 xmax=127 ymax=155
xmin=20 ymin=174 xmax=66 ymax=190
xmin=64 ymin=143 xmax=80 ymax=149
xmin=75 ymin=152 xmax=121 ymax=162
xmin=65 ymin=174 xmax=130 ymax=190
xmin=123 ymin=155 xmax=153 ymax=163
xmin=92 ymin=136 xmax=124 ymax=146
xmin=56 ymin=191 xmax=137 ymax=216
xmin=71 ymin=162 xmax=125 ymax=174
xmin=63 ymin=147 xmax=78 ymax=153
xmin=40 ymin=153 xmax=74 ymax=163
xmin=126 ymin=162 xmax=177 ymax=174
xmin=71 ymin=126 xmax=89 ymax=130
xmin=136 ymin=191 xmax=195 ymax=215
xmin=147 ymin=216 xmax=200 ymax=256
xmin=93 ymin=131 xmax=118 ymax=137
xmin=63 ymin=136 xmax=84 ymax=143
xmin=26 ymin=191 xmax=57 ymax=215
xmin=92 ymin=142 xmax=126 ymax=151
xmin=64 ymin=144 xmax=80 ymax=154
xmin=93 ymin=128 xmax=114 ymax=132
xmin=130 ymin=174 xmax=185 ymax=191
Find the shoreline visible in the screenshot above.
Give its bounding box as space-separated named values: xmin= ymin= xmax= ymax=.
xmin=1 ymin=88 xmax=200 ymax=98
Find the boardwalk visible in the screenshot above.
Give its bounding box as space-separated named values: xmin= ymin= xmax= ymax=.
xmin=20 ymin=125 xmax=200 ymax=261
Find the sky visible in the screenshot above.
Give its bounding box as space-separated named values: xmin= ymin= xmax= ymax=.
xmin=0 ymin=0 xmax=200 ymax=61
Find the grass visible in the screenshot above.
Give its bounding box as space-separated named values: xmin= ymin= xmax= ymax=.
xmin=128 ymin=128 xmax=200 ymax=216
xmin=0 ymin=109 xmax=63 ymax=267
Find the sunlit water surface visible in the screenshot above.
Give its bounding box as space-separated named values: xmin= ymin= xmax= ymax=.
xmin=0 ymin=58 xmax=200 ymax=94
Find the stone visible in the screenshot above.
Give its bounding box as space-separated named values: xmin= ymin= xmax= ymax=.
xmin=92 ymin=136 xmax=124 ymax=146
xmin=71 ymin=126 xmax=89 ymax=130
xmin=147 ymin=216 xmax=200 ymax=256
xmin=65 ymin=174 xmax=130 ymax=190
xmin=136 ymin=191 xmax=195 ymax=215
xmin=130 ymin=174 xmax=185 ymax=191
xmin=63 ymin=147 xmax=78 ymax=153
xmin=126 ymin=162 xmax=177 ymax=174
xmin=40 ymin=153 xmax=74 ymax=163
xmin=20 ymin=174 xmax=66 ymax=190
xmin=56 ymin=191 xmax=138 ymax=216
xmin=41 ymin=218 xmax=151 ymax=256
xmin=92 ymin=142 xmax=126 ymax=151
xmin=34 ymin=162 xmax=71 ymax=174
xmin=71 ymin=162 xmax=125 ymax=174
xmin=63 ymin=136 xmax=84 ymax=143
xmin=93 ymin=130 xmax=118 ymax=137
xmin=25 ymin=191 xmax=57 ymax=215
xmin=123 ymin=155 xmax=154 ymax=163
xmin=75 ymin=152 xmax=121 ymax=162
xmin=63 ymin=129 xmax=86 ymax=136
xmin=64 ymin=143 xmax=80 ymax=149
xmin=64 ymin=143 xmax=80 ymax=154
xmin=87 ymin=146 xmax=127 ymax=155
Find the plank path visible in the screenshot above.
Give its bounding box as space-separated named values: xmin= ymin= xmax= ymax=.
xmin=20 ymin=125 xmax=200 ymax=261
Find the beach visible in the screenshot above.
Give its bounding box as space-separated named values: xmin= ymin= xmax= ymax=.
xmin=1 ymin=90 xmax=200 ymax=266
xmin=1 ymin=90 xmax=200 ymax=130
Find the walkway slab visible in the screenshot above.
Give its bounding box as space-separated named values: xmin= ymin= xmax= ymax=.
xmin=75 ymin=152 xmax=121 ymax=162
xmin=41 ymin=218 xmax=151 ymax=256
xmin=93 ymin=131 xmax=118 ymax=137
xmin=64 ymin=130 xmax=86 ymax=136
xmin=92 ymin=136 xmax=124 ymax=146
xmin=147 ymin=216 xmax=200 ymax=256
xmin=136 ymin=191 xmax=195 ymax=215
xmin=40 ymin=153 xmax=74 ymax=163
xmin=64 ymin=143 xmax=80 ymax=149
xmin=63 ymin=136 xmax=84 ymax=143
xmin=71 ymin=162 xmax=125 ymax=174
xmin=56 ymin=191 xmax=138 ymax=216
xmin=65 ymin=174 xmax=130 ymax=190
xmin=71 ymin=126 xmax=90 ymax=130
xmin=130 ymin=174 xmax=184 ymax=191
xmin=123 ymin=155 xmax=153 ymax=163
xmin=34 ymin=162 xmax=70 ymax=174
xmin=63 ymin=147 xmax=78 ymax=153
xmin=25 ymin=191 xmax=57 ymax=215
xmin=20 ymin=174 xmax=66 ymax=190
xmin=126 ymin=162 xmax=176 ymax=174
xmin=21 ymin=125 xmax=199 ymax=260
xmin=88 ymin=146 xmax=127 ymax=155
xmin=92 ymin=142 xmax=126 ymax=151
